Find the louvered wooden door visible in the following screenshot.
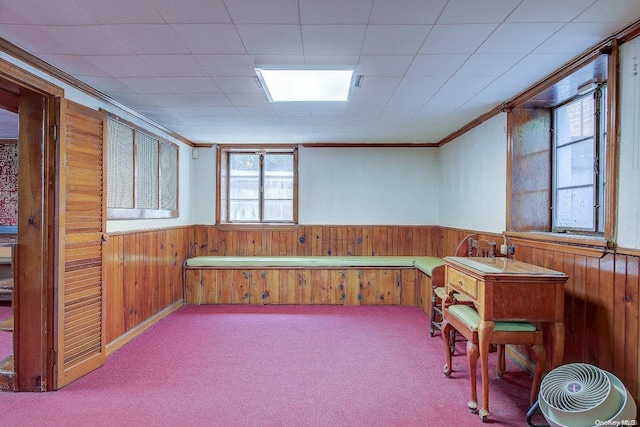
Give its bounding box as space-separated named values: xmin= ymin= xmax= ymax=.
xmin=55 ymin=100 xmax=106 ymax=388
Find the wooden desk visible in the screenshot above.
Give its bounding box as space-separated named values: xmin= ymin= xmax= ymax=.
xmin=444 ymin=256 xmax=568 ymax=419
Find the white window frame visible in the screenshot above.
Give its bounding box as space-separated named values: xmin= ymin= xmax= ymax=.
xmin=217 ymin=145 xmax=298 ymax=225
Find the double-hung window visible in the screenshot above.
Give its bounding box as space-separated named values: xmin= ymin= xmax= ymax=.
xmin=552 ymin=85 xmax=607 ymax=233
xmin=218 ymin=146 xmax=297 ymax=224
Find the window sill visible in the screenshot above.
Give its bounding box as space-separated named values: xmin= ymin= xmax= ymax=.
xmin=504 ymin=231 xmax=610 ymax=258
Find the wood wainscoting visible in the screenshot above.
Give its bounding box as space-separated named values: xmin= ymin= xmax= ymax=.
xmin=103 ymin=227 xmax=190 ymax=351
xmin=191 ymin=225 xmax=437 ymax=257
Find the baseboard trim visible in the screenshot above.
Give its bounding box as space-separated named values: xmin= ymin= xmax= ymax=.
xmin=106 ymin=300 xmax=184 ymax=357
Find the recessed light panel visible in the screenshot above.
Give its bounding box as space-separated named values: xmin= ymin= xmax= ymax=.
xmin=255 ymin=68 xmax=354 ymax=102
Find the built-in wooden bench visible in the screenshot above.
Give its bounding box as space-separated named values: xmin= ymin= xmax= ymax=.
xmin=184 ymin=256 xmax=445 ymax=310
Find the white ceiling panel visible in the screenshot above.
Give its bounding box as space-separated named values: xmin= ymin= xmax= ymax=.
xmin=75 ymin=0 xmax=164 ymax=24
xmin=236 ymin=24 xmax=303 ymax=55
xmin=299 ymin=0 xmax=373 ymax=24
xmin=149 ymin=0 xmax=232 ymax=24
xmin=168 ymin=24 xmax=245 ymax=54
xmin=419 ymin=24 xmax=498 ymax=54
xmin=301 ymin=25 xmax=366 ymax=56
xmin=0 ymin=0 xmax=638 ymax=143
xmin=224 ymin=0 xmax=299 ymax=24
xmin=368 ymin=0 xmax=447 ymax=25
xmin=477 ymin=23 xmax=565 ymax=54
xmin=361 ymin=25 xmax=431 ymax=55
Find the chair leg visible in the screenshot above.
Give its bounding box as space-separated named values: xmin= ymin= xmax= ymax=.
xmin=467 ymin=340 xmax=479 ymax=413
xmin=530 ymin=344 xmax=547 ymax=405
xmin=430 ymin=289 xmax=438 ymax=336
xmin=442 ymin=319 xmax=453 ymax=377
xmin=496 ymin=344 xmax=506 ymax=378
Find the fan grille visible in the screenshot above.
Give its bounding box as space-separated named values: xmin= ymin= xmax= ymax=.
xmin=540 ymin=363 xmax=611 ymax=412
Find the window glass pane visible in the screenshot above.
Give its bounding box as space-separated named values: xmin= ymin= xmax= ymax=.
xmin=556 ymin=96 xmax=594 ymax=146
xmin=106 ymin=119 xmax=134 ymax=209
xmin=229 ymin=154 xmax=260 ymax=221
xmin=135 ymin=132 xmax=159 ymax=209
xmin=229 ymin=200 xmax=259 ymax=221
xmin=556 ymin=140 xmax=594 ymax=188
xmin=159 ymin=142 xmax=178 ymax=210
xmin=263 ymin=154 xmax=293 ymax=221
xmin=264 ymin=200 xmax=293 ymax=221
xmin=555 ymin=187 xmax=594 ymax=229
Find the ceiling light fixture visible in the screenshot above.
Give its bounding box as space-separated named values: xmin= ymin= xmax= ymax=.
xmin=255 ymin=66 xmax=355 ymax=102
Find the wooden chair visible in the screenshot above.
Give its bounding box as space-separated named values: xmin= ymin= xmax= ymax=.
xmin=429 ymin=235 xmax=497 ymax=351
xmin=442 ymin=304 xmax=546 ymax=422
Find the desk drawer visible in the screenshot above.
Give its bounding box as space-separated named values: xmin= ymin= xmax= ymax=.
xmin=447 ymin=267 xmax=477 ymax=300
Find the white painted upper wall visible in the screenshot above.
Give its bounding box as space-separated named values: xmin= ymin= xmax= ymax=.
xmin=437 ymin=115 xmax=507 ymax=233
xmin=617 ymin=37 xmax=640 ymax=249
xmin=298 ymin=147 xmax=438 ymax=225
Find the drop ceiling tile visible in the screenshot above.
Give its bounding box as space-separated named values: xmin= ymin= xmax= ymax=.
xmin=140 ymin=94 xmax=190 ymax=107
xmin=299 ymin=0 xmax=373 ymax=24
xmin=236 ymin=24 xmax=303 ymax=55
xmin=237 ymin=107 xmax=278 ymax=117
xmin=139 ymin=55 xmax=208 ymax=77
xmin=163 ymin=77 xmax=222 ymax=94
xmin=118 ymin=77 xmax=179 ymax=94
xmin=182 ymin=94 xmax=233 ymax=107
xmin=85 ymin=55 xmax=159 ymax=77
xmin=197 ymin=55 xmax=256 ymax=76
xmin=106 ymin=24 xmax=189 ymax=54
xmin=75 ymin=0 xmax=164 ymax=24
xmin=507 ymin=0 xmax=594 ymax=22
xmin=250 ymin=55 xmax=307 ymax=66
xmin=387 ymin=89 xmax=434 ymax=106
xmin=361 ymin=25 xmax=431 ymax=55
xmin=303 ymin=56 xmax=360 ymax=66
xmin=406 ymin=54 xmax=469 ymax=77
xmin=437 ymin=0 xmax=521 ymax=23
xmin=534 ymin=23 xmax=614 ymax=54
xmin=575 ymin=0 xmax=640 ymax=24
xmin=395 ymin=76 xmax=448 ymax=93
xmin=0 ymin=0 xmax=96 ymax=25
xmin=39 ymin=54 xmax=110 ymax=76
xmin=477 ymin=23 xmax=564 ymax=54
xmin=0 ymin=25 xmax=70 ymax=54
xmin=149 ymin=0 xmax=232 ymax=24
xmin=455 ymin=53 xmax=525 ymax=78
xmin=171 ymin=24 xmax=246 ymax=54
xmin=45 ymin=25 xmax=133 ymax=55
xmin=227 ymin=93 xmax=272 ymax=108
xmin=80 ymin=76 xmax=136 ymax=94
xmin=369 ymin=0 xmax=447 ymax=24
xmin=213 ymin=76 xmax=264 ymax=93
xmin=301 ymin=25 xmax=366 ymax=56
xmin=224 ymin=0 xmax=299 ymax=23
xmin=357 ymin=56 xmax=414 ymax=77
xmin=420 ymin=24 xmax=497 ymax=54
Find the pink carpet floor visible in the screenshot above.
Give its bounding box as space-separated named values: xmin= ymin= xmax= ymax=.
xmin=0 ymin=304 xmax=11 ymax=362
xmin=0 ymin=305 xmax=544 ymax=426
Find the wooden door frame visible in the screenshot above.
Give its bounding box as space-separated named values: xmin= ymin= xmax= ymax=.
xmin=0 ymin=58 xmax=62 ymax=391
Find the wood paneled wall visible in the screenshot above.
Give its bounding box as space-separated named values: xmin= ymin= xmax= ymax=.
xmin=103 ymin=227 xmax=190 ymax=343
xmin=191 ymin=225 xmax=437 ymax=257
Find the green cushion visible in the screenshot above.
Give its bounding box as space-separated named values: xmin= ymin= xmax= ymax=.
xmin=448 ymin=304 xmax=537 ymax=332
xmin=413 ymin=257 xmax=445 ymax=275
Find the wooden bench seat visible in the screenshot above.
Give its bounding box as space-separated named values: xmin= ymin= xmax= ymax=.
xmin=184 ymin=255 xmax=445 ymax=307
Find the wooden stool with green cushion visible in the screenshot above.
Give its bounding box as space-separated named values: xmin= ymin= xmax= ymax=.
xmin=442 ymin=304 xmax=546 ymax=422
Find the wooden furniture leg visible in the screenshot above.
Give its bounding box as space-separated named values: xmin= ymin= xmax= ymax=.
xmin=551 ymin=322 xmax=565 ymax=368
xmin=467 ymin=340 xmax=479 ymax=413
xmin=442 ymin=318 xmax=453 ymax=377
xmin=478 ymin=319 xmax=494 ymax=422
xmin=530 ymin=344 xmax=546 ymax=405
